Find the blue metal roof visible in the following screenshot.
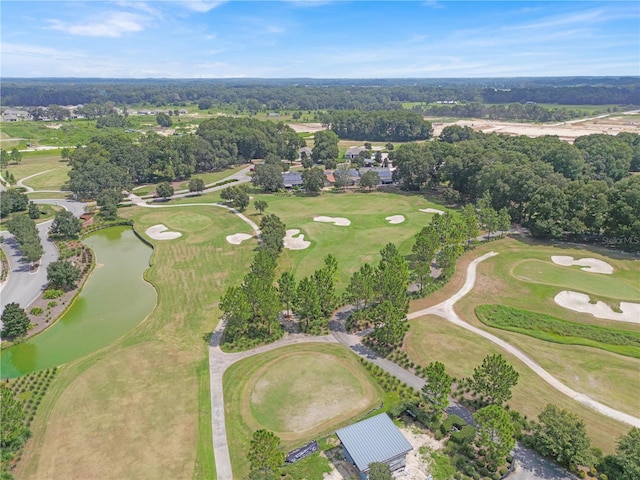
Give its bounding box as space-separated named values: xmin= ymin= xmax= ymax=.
xmin=336 ymin=413 xmax=413 ymax=473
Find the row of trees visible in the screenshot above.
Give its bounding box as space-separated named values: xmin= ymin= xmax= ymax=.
xmin=5 ymin=214 xmax=43 ymax=265
xmin=219 ymin=214 xmax=286 ymax=348
xmin=391 ymin=131 xmax=640 ymax=248
xmin=417 ymin=102 xmax=595 ymax=123
xmin=320 ymin=110 xmax=433 ymax=142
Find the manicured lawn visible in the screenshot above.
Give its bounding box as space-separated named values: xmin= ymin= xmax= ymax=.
xmin=16 ymin=205 xmax=258 ymax=479
xmin=512 ymin=258 xmax=639 ymax=301
xmin=177 ymin=165 xmax=248 ymax=189
xmin=405 ymin=236 xmax=639 ymax=454
xmin=223 ymin=343 xmax=384 ymax=479
xmin=5 ymin=153 xmax=70 ymax=191
xmin=0 ymin=120 xmax=98 ymax=148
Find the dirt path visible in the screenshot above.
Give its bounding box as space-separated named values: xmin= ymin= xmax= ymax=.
xmin=407 ymin=252 xmax=640 ymax=428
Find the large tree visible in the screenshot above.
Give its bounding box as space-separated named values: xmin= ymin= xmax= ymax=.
xmin=156 ymin=181 xmax=174 ymax=200
xmin=471 ymin=353 xmax=519 ymax=405
xmin=47 ymin=260 xmax=82 ymax=290
xmin=474 ymin=404 xmax=516 ymax=468
xmin=294 ymin=276 xmax=323 ymax=333
xmin=532 ymin=404 xmax=593 ymax=469
xmin=252 ymin=164 xmax=284 ymax=192
xmin=277 ymin=271 xmax=296 ymax=317
xmin=376 ymin=243 xmax=410 ymax=313
xmin=421 ymin=361 xmax=452 ymax=419
xmin=302 ymin=167 xmax=326 ymax=193
xmin=344 ymin=263 xmax=376 ymax=309
xmin=259 ymin=214 xmax=286 ymax=254
xmin=313 ymin=254 xmax=338 ymax=318
xmin=188 ymin=177 xmax=205 ymax=194
xmin=1 ymin=303 xmax=31 ymax=339
xmin=49 ymin=210 xmax=82 ymax=239
xmin=601 ymin=428 xmax=640 ymax=480
xmin=247 ymin=430 xmax=284 ymax=477
xmin=311 ymin=130 xmax=339 ymax=165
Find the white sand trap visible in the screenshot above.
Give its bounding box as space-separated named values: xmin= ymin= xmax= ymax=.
xmin=313 ymin=216 xmax=351 ymax=226
xmin=554 ymin=291 xmax=640 ymax=323
xmin=284 ymin=229 xmax=311 ymax=250
xmin=386 ymin=215 xmax=405 ymax=224
xmin=419 ymin=208 xmax=444 ymax=215
xmin=551 ymin=256 xmax=614 ymax=274
xmin=226 ymin=233 xmax=253 ymax=245
xmin=145 ymin=224 xmax=182 ymax=240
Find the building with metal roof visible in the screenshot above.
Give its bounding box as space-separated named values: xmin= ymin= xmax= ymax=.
xmin=335 ymin=413 xmax=413 ymax=478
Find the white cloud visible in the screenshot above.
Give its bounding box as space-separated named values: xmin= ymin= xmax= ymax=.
xmin=266 ymin=25 xmax=284 ymax=34
xmin=112 ymin=1 xmax=163 ymax=18
xmin=48 ymin=11 xmax=146 ymax=37
xmin=181 ymin=1 xmax=227 ymax=13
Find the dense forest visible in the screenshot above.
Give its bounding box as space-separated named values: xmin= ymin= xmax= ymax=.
xmin=2 ymin=78 xmax=638 ymax=111
xmin=322 ymin=110 xmax=432 ymax=141
xmin=392 ymin=128 xmax=640 ymax=248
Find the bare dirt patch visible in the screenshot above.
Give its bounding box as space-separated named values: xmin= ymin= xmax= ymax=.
xmin=313 ymin=216 xmax=351 ymax=226
xmin=287 ymin=122 xmax=327 ymax=133
xmin=225 ymin=232 xmax=253 ymax=245
xmin=554 ymin=291 xmax=640 ymax=323
xmin=284 ymin=229 xmax=311 ymax=250
xmin=551 ymin=255 xmax=614 ymax=274
xmin=385 ymin=215 xmax=406 ymax=224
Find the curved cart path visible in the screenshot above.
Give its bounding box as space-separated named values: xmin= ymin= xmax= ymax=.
xmin=406 ymin=252 xmax=640 ymax=428
xmin=208 ymin=320 xmax=338 ymax=480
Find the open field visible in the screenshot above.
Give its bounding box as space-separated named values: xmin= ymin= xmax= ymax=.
xmin=4 ymin=153 xmax=70 ymax=191
xmin=405 ymin=236 xmax=639 ymax=453
xmin=0 ymin=120 xmax=98 ymax=148
xmin=224 ymin=343 xmax=384 ymax=479
xmin=16 ymin=205 xmax=260 ymax=479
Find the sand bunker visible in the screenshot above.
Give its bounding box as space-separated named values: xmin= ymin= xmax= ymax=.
xmin=145 ymin=224 xmax=182 ymax=240
xmin=554 ymin=291 xmax=640 ymax=323
xmin=551 ymin=256 xmax=614 ymax=274
xmin=386 ymin=215 xmax=405 ymax=224
xmin=419 ymin=208 xmax=444 ymax=215
xmin=226 ymin=233 xmax=253 ymax=245
xmin=284 ymin=229 xmax=311 ymax=250
xmin=313 ymin=216 xmax=351 ymax=226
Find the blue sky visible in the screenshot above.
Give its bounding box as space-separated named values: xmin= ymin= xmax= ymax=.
xmin=1 ymin=1 xmax=639 ymax=78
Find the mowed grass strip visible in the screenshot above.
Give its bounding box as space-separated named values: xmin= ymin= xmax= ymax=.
xmin=475 ymin=304 xmax=640 ymax=358
xmin=224 ymin=343 xmax=384 ymax=479
xmin=16 ymin=205 xmax=259 ymax=480
xmin=5 ymin=152 xmax=70 ymax=191
xmin=512 ymin=258 xmax=639 ymax=301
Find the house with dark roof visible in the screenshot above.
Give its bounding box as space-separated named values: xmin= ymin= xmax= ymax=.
xmin=336 ymin=413 xmax=413 ymax=479
xmin=362 ymin=167 xmax=394 ymax=184
xmin=345 ymin=146 xmax=369 ymax=159
xmin=282 ymin=171 xmax=303 ymax=188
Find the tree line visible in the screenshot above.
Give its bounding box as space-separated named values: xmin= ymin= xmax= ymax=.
xmin=3 ymin=78 xmax=638 ymax=110
xmin=67 ymin=117 xmax=304 ymax=199
xmin=391 ymin=130 xmax=640 ymax=249
xmin=320 ymin=110 xmax=432 ymax=142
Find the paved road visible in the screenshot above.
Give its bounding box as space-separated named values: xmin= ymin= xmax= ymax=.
xmin=1 ymin=199 xmax=87 ymax=312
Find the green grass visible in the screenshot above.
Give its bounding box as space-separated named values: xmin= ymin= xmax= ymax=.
xmin=476 ymin=304 xmax=640 ymax=358
xmin=0 ymin=120 xmax=98 ymax=148
xmin=223 ymin=343 xmax=384 ymax=479
xmin=4 ymin=153 xmax=70 ymax=191
xmin=16 ymin=205 xmax=261 ymax=479
xmin=512 ymin=258 xmax=639 ymax=301
xmin=177 ymin=165 xmax=247 ymax=189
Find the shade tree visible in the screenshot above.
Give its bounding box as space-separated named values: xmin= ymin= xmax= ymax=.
xmin=471 ymin=353 xmax=519 ymax=405
xmin=1 ymin=303 xmax=31 ymax=339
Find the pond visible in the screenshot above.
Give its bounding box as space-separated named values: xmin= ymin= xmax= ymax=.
xmin=1 ymin=227 xmax=155 ymax=378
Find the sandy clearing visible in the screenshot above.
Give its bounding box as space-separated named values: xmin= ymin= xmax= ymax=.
xmin=400 ymin=426 xmax=444 ymax=480
xmin=551 ymin=255 xmax=614 ymax=274
xmin=284 ymin=229 xmax=311 ymax=250
xmin=287 ymin=122 xmax=327 ymax=133
xmin=145 ymin=224 xmax=182 ymax=240
xmin=419 ymin=208 xmax=444 ymax=215
xmin=225 ymin=233 xmax=253 ymax=245
xmin=386 ymin=215 xmax=405 ymax=224
xmin=314 ymin=216 xmax=351 ymax=226
xmin=554 ymin=291 xmax=640 ymax=323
